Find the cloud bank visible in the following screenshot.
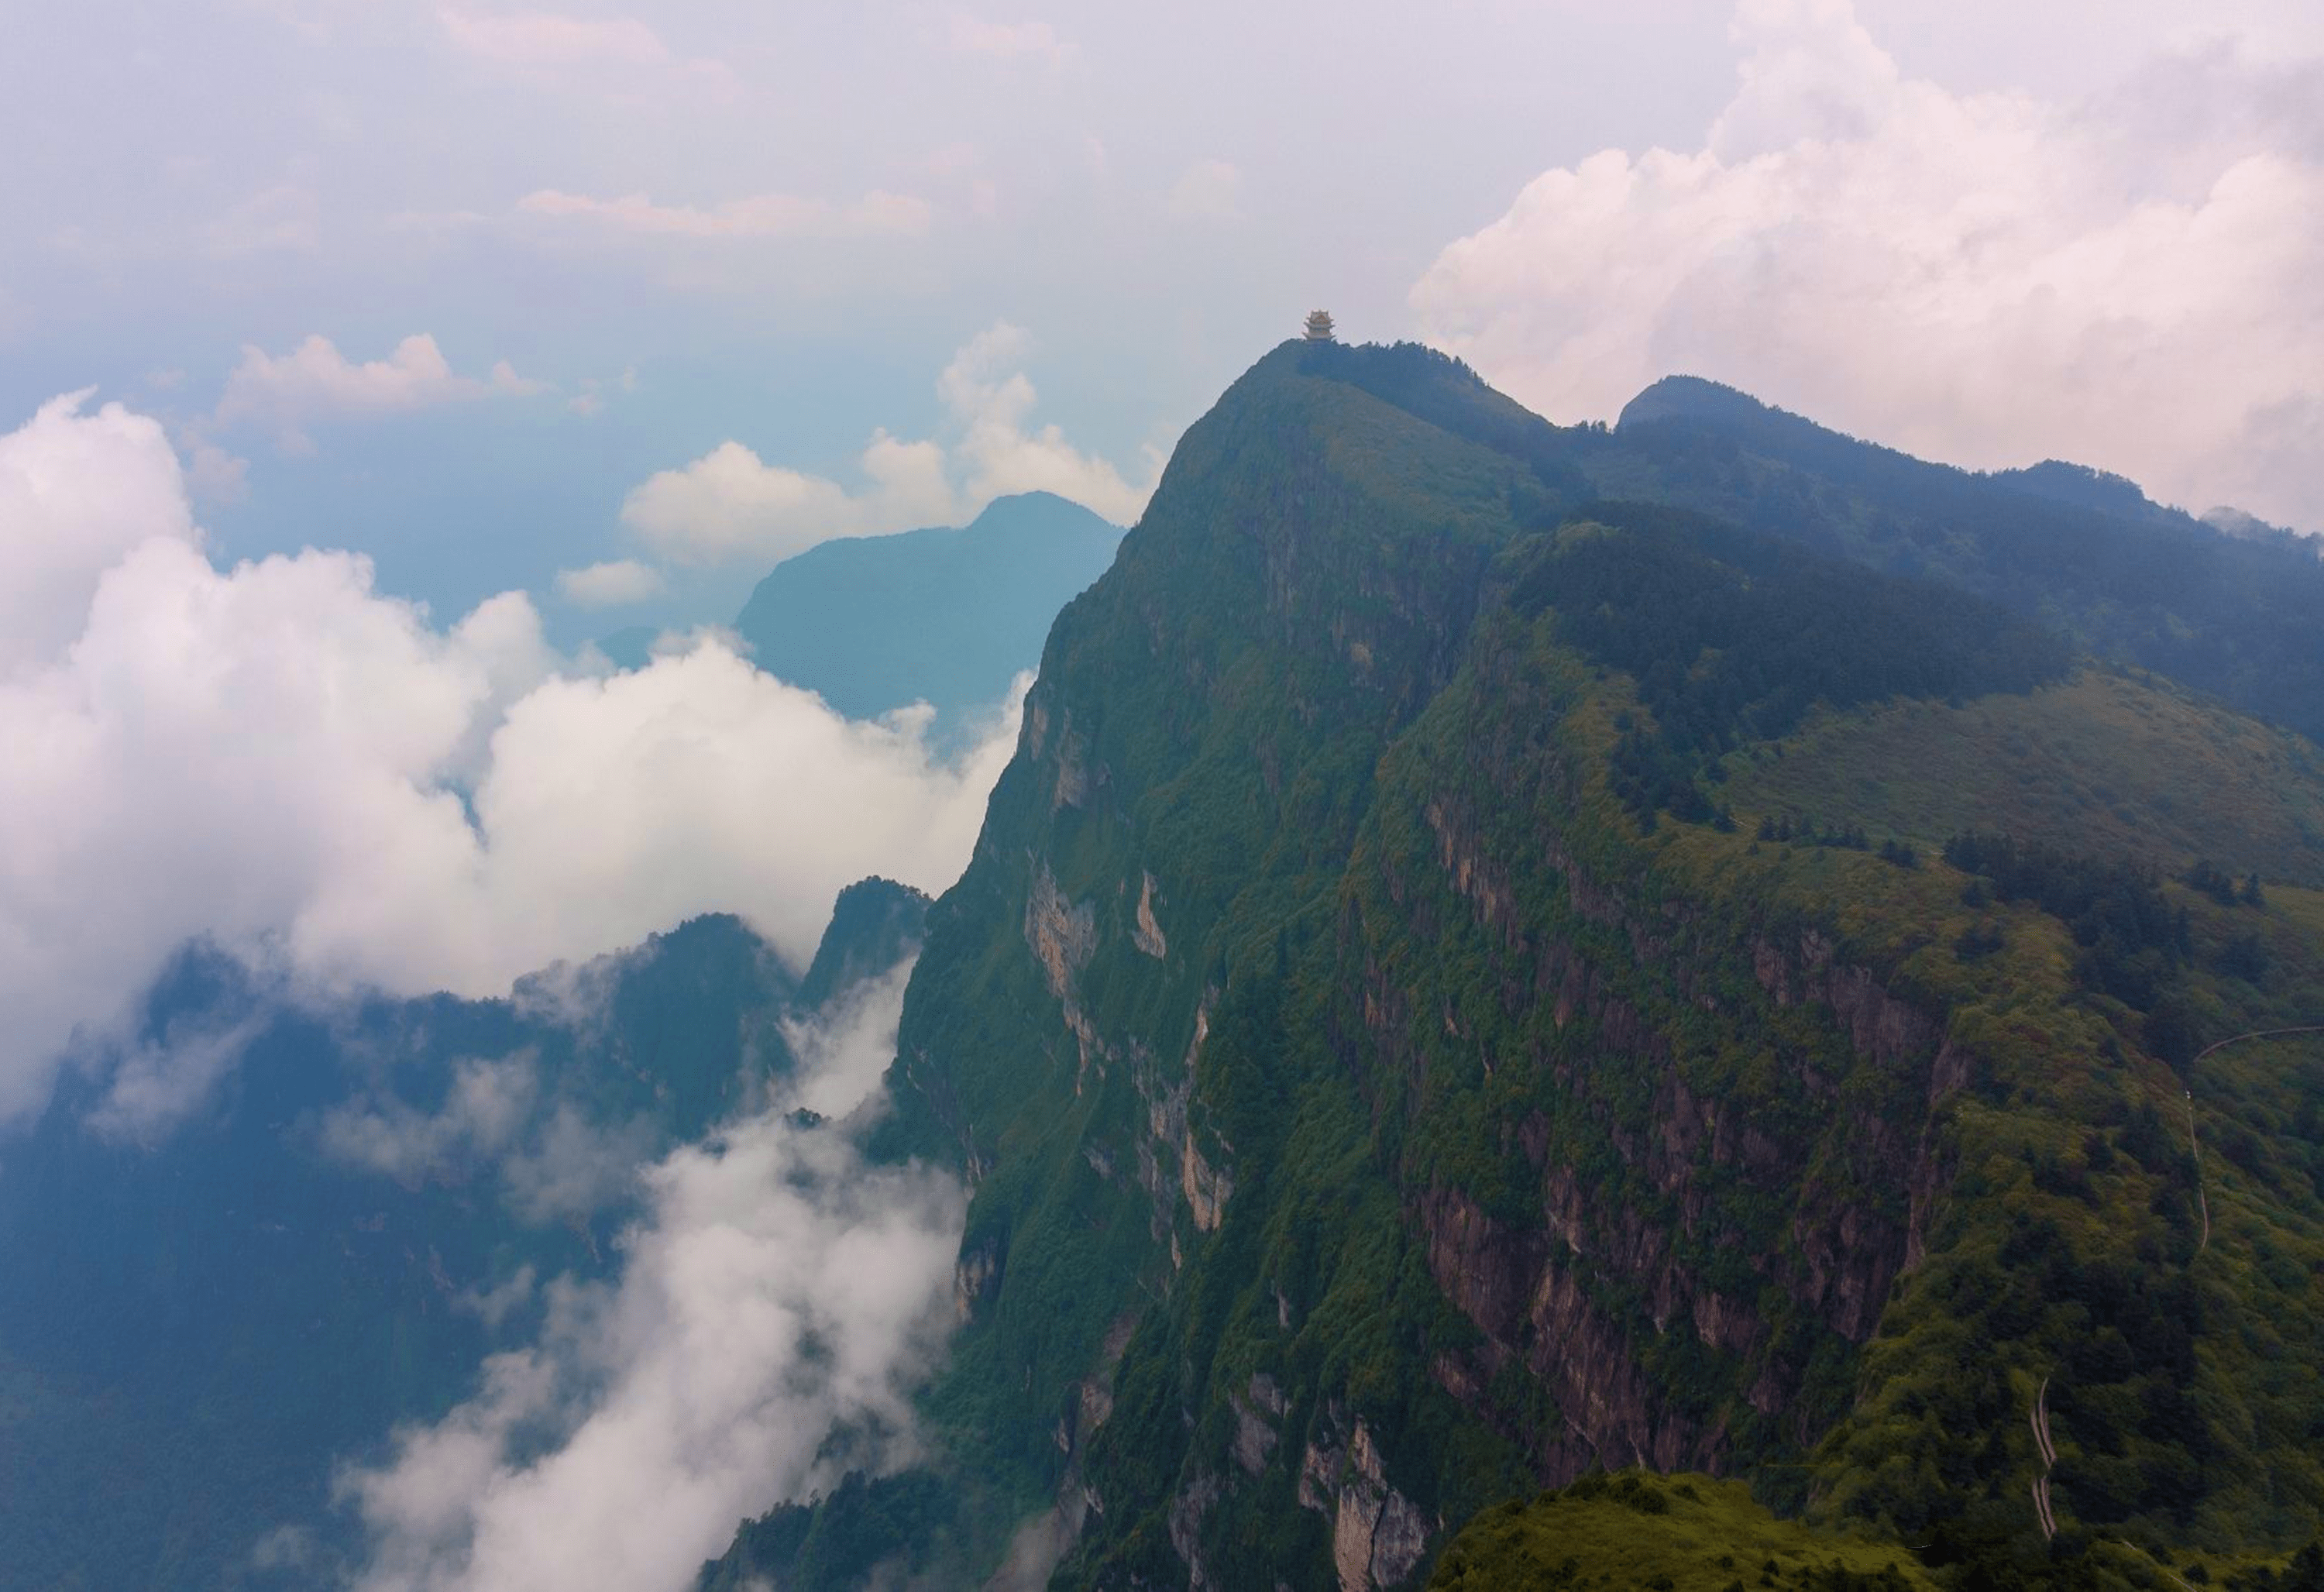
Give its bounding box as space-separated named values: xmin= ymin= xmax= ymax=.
xmin=1411 ymin=0 xmax=2324 ymax=531
xmin=320 ymin=1047 xmax=659 ymax=1226
xmin=216 ymin=333 xmax=547 ymax=452
xmin=0 ymin=392 xmax=1019 ymax=1130
xmin=552 ymin=559 xmax=663 ymax=608
xmin=339 ymin=958 xmax=961 ymax=1592
xmin=621 ymin=322 xmax=1157 ymax=566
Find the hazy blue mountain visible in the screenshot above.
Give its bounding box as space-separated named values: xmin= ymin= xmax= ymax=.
xmin=731 ymin=491 xmax=1123 ymax=732
xmin=0 ymin=882 xmax=925 ymax=1592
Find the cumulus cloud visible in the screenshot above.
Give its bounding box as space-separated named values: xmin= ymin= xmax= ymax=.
xmin=0 ymin=390 xmax=198 ymax=672
xmin=943 ymin=15 xmax=1073 ymax=67
xmin=339 ymin=959 xmax=961 ymax=1592
xmin=216 ymin=333 xmax=548 ymax=451
xmin=552 ymin=559 xmax=663 ymax=608
xmin=0 ymin=394 xmax=1023 ymax=1130
xmin=939 ymin=322 xmax=1160 ymax=520
xmin=437 ymin=5 xmax=734 ymax=94
xmin=517 ymin=187 xmax=932 ymax=241
xmin=618 ymin=435 xmax=952 ymax=567
xmin=622 ymin=323 xmax=1156 ymax=566
xmin=1166 ymin=157 xmax=1242 ymax=222
xmin=1411 ymin=0 xmax=2324 ymax=531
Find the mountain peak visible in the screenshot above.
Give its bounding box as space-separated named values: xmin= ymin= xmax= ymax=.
xmin=964 ymin=490 xmax=1120 ymax=535
xmin=1615 ymin=373 xmax=1768 ymax=430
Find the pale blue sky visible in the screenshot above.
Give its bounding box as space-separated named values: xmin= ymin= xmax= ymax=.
xmin=6 ymin=1 xmax=2319 ymax=636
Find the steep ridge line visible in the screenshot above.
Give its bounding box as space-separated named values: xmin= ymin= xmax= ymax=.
xmin=2189 ymin=1024 xmax=2324 ymax=1067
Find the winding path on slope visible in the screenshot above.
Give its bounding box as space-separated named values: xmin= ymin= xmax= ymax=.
xmin=2180 ymin=1026 xmax=2324 ymax=1253
xmin=2029 ymin=1377 xmax=2058 ymax=1542
xmin=2030 ymin=1026 xmax=2323 ymax=1540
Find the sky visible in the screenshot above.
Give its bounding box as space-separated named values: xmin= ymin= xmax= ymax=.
xmin=5 ymin=5 xmax=2324 ymax=1584
xmin=6 ymin=1 xmax=2319 ymax=642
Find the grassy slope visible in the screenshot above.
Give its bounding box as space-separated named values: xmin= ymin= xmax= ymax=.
xmin=1721 ymin=671 xmax=2324 ymax=889
xmin=1430 ymin=1471 xmax=1938 ymax=1591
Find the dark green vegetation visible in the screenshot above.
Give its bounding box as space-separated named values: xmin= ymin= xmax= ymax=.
xmin=1429 ymin=1470 xmax=1939 ymax=1591
xmin=1604 ymin=375 xmax=2324 ymax=744
xmin=1428 ymin=1472 xmax=2324 ymax=1592
xmin=710 ymin=342 xmax=2324 ymax=1589
xmin=0 ymin=881 xmax=924 ymax=1592
xmin=731 ymin=490 xmax=1122 ymax=736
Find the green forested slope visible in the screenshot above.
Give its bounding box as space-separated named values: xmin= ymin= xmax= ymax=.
xmin=709 ymin=345 xmax=2324 ymax=1590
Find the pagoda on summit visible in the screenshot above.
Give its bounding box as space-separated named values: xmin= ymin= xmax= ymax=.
xmin=1303 ymin=309 xmax=1336 ymax=342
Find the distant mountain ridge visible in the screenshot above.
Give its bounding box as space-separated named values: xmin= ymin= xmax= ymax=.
xmin=1604 ymin=372 xmax=2324 ymax=737
xmin=731 ymin=490 xmax=1123 ymax=734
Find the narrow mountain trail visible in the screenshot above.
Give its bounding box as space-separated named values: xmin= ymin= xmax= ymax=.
xmin=2177 ymin=1026 xmax=2324 ymax=1254
xmin=2029 ymin=1376 xmax=2059 ymax=1542
xmin=2032 ymin=1027 xmax=2324 ymax=1549
xmin=2186 ymin=1024 xmax=2324 ymax=1068
xmin=2015 ymin=1025 xmax=2324 ymax=1542
xmin=2185 ymin=1092 xmax=2211 ymax=1252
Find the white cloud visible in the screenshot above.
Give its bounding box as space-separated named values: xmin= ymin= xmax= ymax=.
xmin=435 ymin=5 xmax=735 ymax=97
xmin=517 ymin=188 xmax=933 ymax=241
xmin=500 ymin=1104 xmax=656 ymax=1223
xmin=321 ymin=1052 xmax=542 ymax=1185
xmin=552 ymin=559 xmax=664 ymax=608
xmin=321 ymin=1050 xmax=655 ymax=1224
xmin=455 ymin=1265 xmax=538 ymax=1331
xmin=944 ymin=15 xmax=1074 ymax=67
xmin=1411 ymin=1 xmax=2324 ymax=531
xmin=438 ymin=7 xmax=672 ymax=70
xmin=938 ymin=323 xmax=1160 ymax=523
xmin=339 ymin=959 xmax=961 ymax=1592
xmin=85 ymin=1010 xmax=271 ymax=1144
xmin=216 ymin=333 xmax=548 ymax=451
xmin=0 ymin=390 xmax=198 ymax=674
xmin=618 ymin=435 xmax=952 ymax=567
xmin=0 ymin=394 xmax=1024 ymax=1130
xmin=1166 ymin=157 xmax=1242 ymax=222
xmin=780 ymin=955 xmax=918 ymax=1119
xmin=186 ymin=441 xmax=251 ymax=505
xmin=621 ymin=324 xmax=1155 ymax=566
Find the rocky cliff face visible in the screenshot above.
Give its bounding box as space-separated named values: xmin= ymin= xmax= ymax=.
xmin=717 ymin=342 xmax=2324 ymax=1590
